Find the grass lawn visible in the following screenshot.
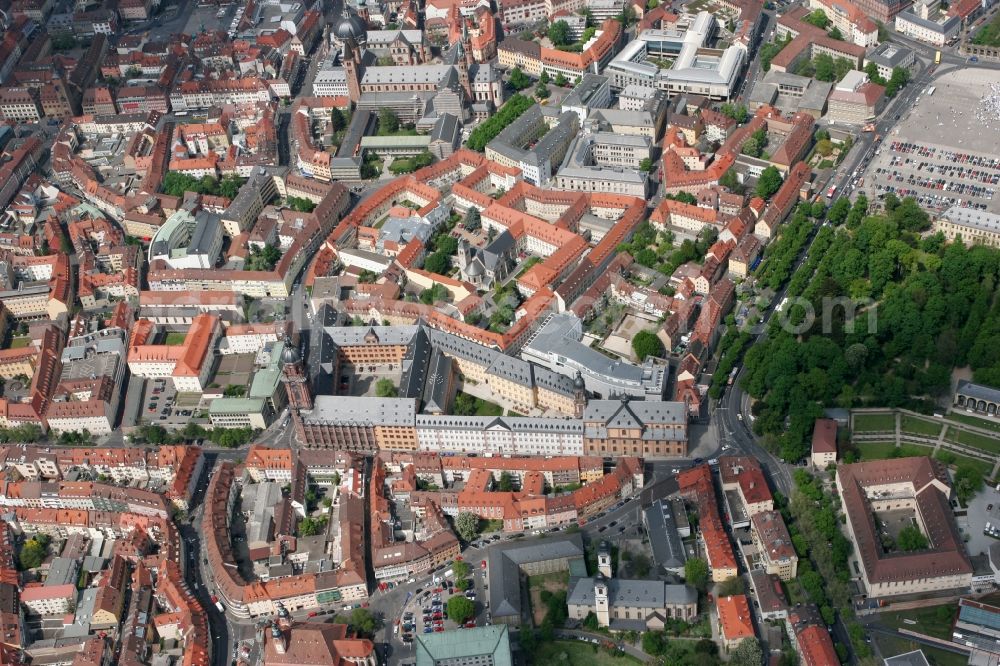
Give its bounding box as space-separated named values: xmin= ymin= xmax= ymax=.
xmin=946 ymin=411 xmax=1000 ymax=433
xmin=528 ymin=641 xmax=641 ymax=666
xmin=900 ymin=416 xmax=943 ymax=437
xmin=854 ymin=413 xmax=896 ymax=432
xmin=783 ymin=578 xmax=807 ymax=604
xmin=474 ymin=398 xmax=504 ymax=416
xmin=900 ymin=443 xmax=934 ymax=456
xmin=880 ymin=604 xmax=956 ymax=640
xmin=164 ymin=332 xmax=187 ymax=345
xmin=941 ymin=452 xmax=995 ymax=479
xmin=527 ymin=571 xmax=569 ymax=590
xmin=953 ymin=428 xmax=1000 ymax=454
xmin=8 ymin=337 xmax=30 ymax=349
xmin=973 ymin=11 xmax=1000 ymax=46
xmin=855 ymin=441 xmax=899 ymax=460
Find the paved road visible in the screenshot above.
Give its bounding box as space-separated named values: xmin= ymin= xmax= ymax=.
xmin=181 ymin=454 xmax=232 ymax=666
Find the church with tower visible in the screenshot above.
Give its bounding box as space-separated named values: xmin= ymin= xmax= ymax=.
xmin=330 ymin=2 xmax=504 ymax=123
xmin=567 ymin=542 xmax=699 ymax=631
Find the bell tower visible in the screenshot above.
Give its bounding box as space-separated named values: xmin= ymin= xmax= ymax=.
xmin=597 ymin=540 xmax=612 ymax=577
xmin=594 ymin=574 xmax=610 ymax=627
xmin=280 ymin=336 xmax=312 ymax=412
xmin=573 ymin=371 xmax=586 ymax=418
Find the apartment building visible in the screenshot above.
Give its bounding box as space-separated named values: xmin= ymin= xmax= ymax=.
xmin=751 ymin=510 xmax=798 ymax=580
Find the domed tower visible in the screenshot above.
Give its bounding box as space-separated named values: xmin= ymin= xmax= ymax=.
xmin=270 ymin=624 xmax=286 ymax=654
xmin=335 ymin=6 xmax=367 ymax=47
xmin=573 ymin=370 xmax=586 ymax=418
xmin=280 ymin=336 xmax=312 ymax=413
xmin=597 ymin=540 xmax=612 ymax=577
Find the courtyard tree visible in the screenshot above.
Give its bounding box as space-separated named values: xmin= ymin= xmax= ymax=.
xmin=375 ymin=378 xmax=398 ymax=397
xmin=19 ymin=536 xmax=48 ymax=570
xmin=684 ymin=557 xmax=709 ymax=591
xmin=632 ymin=329 xmax=664 ymax=361
xmin=548 ymin=20 xmax=571 ymax=46
xmin=463 ymin=207 xmax=482 ymax=232
xmin=756 ymin=166 xmax=784 ymax=200
xmin=378 ymin=108 xmax=400 ymax=134
xmin=498 ymin=471 xmax=514 ymax=491
xmin=331 ymin=107 xmax=347 ymax=131
xmin=896 ymin=525 xmax=927 ymax=551
xmin=455 ymin=511 xmax=480 ymax=542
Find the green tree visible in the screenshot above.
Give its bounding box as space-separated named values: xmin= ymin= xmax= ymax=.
xmin=827 ymin=196 xmax=851 ymax=225
xmin=828 ymin=26 xmax=843 ymax=40
xmin=814 ymin=53 xmax=836 ymax=81
xmin=375 ymin=378 xmax=398 ymax=397
xmin=642 ymin=630 xmax=667 ymax=655
xmin=379 ymin=108 xmax=400 ymax=134
xmin=498 ymin=471 xmax=514 ymax=491
xmin=535 ymin=82 xmax=550 ymax=99
xmin=954 ymin=464 xmax=983 ymax=504
xmin=548 ymin=20 xmax=571 ymax=45
xmin=297 ymin=516 xmax=327 ymax=536
xmin=464 ymin=208 xmax=482 ymax=232
xmin=447 ymin=595 xmax=475 ymax=624
xmin=666 ymin=191 xmax=698 ymax=205
xmin=718 ymin=576 xmax=745 ymax=596
xmin=631 ymin=329 xmax=664 ymax=361
xmin=741 ymin=128 xmax=768 ymax=158
xmin=760 ymin=35 xmax=792 ymax=71
xmin=509 ymin=67 xmax=531 ymax=90
xmin=756 ymin=166 xmax=783 ymax=199
xmin=865 ymin=62 xmax=886 ymax=85
xmin=331 ymin=107 xmax=347 ymax=131
xmin=803 ymin=9 xmax=830 ymax=28
xmin=720 ymin=102 xmax=749 ymax=123
xmin=347 ymin=608 xmax=380 ymax=637
xmin=453 ymin=561 xmax=471 ymax=579
xmin=540 ymin=70 xmax=550 ymax=85
xmin=886 ymin=66 xmax=910 ymax=97
xmin=455 ymin=511 xmax=480 ymax=541
xmin=286 ymin=196 xmax=316 ymax=212
xmin=52 ymin=33 xmax=77 ymax=50
xmin=454 ymin=393 xmax=478 ymax=416
xmin=245 ymin=244 xmax=282 ymax=271
xmin=19 ymin=537 xmax=47 ymax=570
xmin=730 ymin=638 xmax=763 ymax=666
xmin=218 ymin=175 xmax=245 ymax=199
xmin=720 ymin=167 xmax=745 ymax=194
xmin=554 ymin=72 xmax=568 ymax=87
xmin=684 ymin=557 xmax=709 ymax=591
xmin=639 ymin=157 xmax=654 ymax=172
xmin=615 ymin=5 xmax=637 ymax=25
xmin=466 ymin=94 xmax=533 ymax=151
xmin=815 ymin=139 xmax=834 ymax=157
xmin=424 ymin=252 xmax=450 ymax=275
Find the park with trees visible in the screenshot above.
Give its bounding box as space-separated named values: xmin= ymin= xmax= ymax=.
xmin=738 ymin=195 xmax=1000 ymax=463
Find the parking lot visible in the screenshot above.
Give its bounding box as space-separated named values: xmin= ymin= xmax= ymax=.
xmin=866 ymin=139 xmax=999 ymax=214
xmin=860 ymin=68 xmax=1000 ymax=214
xmin=138 ymin=378 xmax=201 ymax=429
